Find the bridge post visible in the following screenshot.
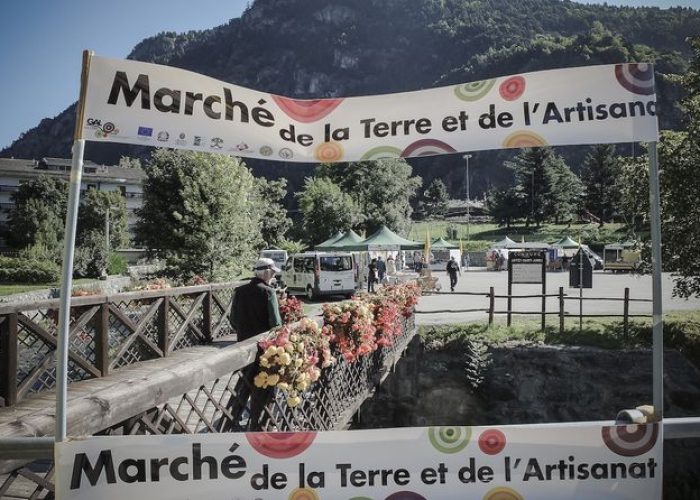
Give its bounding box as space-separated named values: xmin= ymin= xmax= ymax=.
xmin=0 ymin=312 xmax=18 ymax=406
xmin=158 ymin=296 xmax=170 ymax=355
xmin=96 ymin=302 xmax=110 ymax=376
xmin=203 ymin=289 xmax=213 ymax=343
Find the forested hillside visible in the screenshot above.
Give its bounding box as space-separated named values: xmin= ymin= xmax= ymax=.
xmin=3 ymin=0 xmax=698 ymax=198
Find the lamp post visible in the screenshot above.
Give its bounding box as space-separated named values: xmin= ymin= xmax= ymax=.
xmin=463 ymin=154 xmax=472 ymax=241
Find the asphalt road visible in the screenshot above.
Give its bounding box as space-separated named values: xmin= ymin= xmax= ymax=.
xmin=414 ymin=268 xmax=700 ymax=326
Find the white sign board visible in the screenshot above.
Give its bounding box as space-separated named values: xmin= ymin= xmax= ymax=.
xmin=56 ymin=422 xmax=662 ymax=499
xmin=81 ymin=57 xmax=658 ymax=162
xmin=511 ymin=263 xmax=543 ymax=284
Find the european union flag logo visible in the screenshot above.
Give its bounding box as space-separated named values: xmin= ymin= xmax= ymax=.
xmin=138 ymin=127 xmax=153 ymax=137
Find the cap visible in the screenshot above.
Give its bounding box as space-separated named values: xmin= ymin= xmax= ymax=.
xmin=254 ymin=257 xmax=281 ymax=273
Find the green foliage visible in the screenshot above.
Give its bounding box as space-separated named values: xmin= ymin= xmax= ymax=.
xmin=0 ymin=256 xmax=60 ymax=284
xmin=118 ymin=156 xmax=142 ymax=169
xmin=544 ymin=154 xmax=583 ymax=224
xmin=581 ymin=145 xmax=621 ymax=225
xmin=77 ymin=189 xmax=129 ymax=249
xmin=135 ymin=150 xmax=262 ymax=281
xmin=296 ymin=176 xmax=360 ymax=245
xmin=108 ymin=253 xmax=129 ymax=276
xmin=421 ymin=178 xmax=450 ymax=218
xmin=253 ymin=177 xmax=292 ymax=248
xmin=74 ymin=230 xmax=108 ymax=279
xmin=316 ymin=158 xmax=422 ymax=235
xmin=486 ymin=186 xmax=522 ymax=229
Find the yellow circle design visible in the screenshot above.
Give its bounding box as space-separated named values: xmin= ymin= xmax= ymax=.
xmin=483 ymin=486 xmax=524 ymax=500
xmin=315 ymin=141 xmax=344 ymax=162
xmin=502 ymin=130 xmax=547 ymax=149
xmin=289 ymin=487 xmax=320 ymax=500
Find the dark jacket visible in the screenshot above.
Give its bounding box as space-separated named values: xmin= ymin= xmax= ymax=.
xmin=231 ymin=277 xmax=282 ymax=341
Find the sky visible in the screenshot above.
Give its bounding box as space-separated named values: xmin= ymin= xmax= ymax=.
xmin=0 ymin=0 xmax=697 ymax=152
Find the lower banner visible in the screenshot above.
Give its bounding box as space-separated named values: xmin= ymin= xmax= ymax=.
xmin=55 ymin=421 xmax=661 ymax=499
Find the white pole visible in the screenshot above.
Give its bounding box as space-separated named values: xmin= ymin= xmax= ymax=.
xmin=55 ymin=139 xmax=85 ymax=441
xmin=55 ymin=50 xmax=92 ymax=442
xmin=648 ymin=141 xmax=664 ymax=418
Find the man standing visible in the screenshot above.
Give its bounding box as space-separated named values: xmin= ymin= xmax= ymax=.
xmin=367 ymin=258 xmax=378 ymax=293
xmin=232 ymin=257 xmax=282 ymax=341
xmin=229 ymin=257 xmax=283 ymax=430
xmin=377 ymin=256 xmax=387 ymax=283
xmin=446 ymin=255 xmax=461 ymax=292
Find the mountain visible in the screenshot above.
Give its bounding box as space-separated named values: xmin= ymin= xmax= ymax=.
xmin=2 ymin=0 xmax=698 ymax=198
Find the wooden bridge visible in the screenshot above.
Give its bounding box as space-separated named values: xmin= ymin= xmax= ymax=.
xmin=0 ymin=283 xmax=417 ymax=499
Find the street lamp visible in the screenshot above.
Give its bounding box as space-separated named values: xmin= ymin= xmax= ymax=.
xmin=463 ymin=154 xmax=472 ymax=241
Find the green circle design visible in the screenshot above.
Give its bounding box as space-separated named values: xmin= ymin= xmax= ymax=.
xmin=360 ymin=146 xmax=402 ymax=161
xmin=453 ymin=79 xmax=496 ymax=101
xmin=428 ymin=426 xmax=472 ymax=454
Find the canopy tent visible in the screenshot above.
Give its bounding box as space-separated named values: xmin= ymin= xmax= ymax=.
xmin=431 ymin=237 xmax=458 ymax=249
xmin=324 ymin=229 xmax=364 ymax=249
xmin=556 ymin=236 xmax=580 ymax=249
xmin=493 ymin=236 xmax=517 ymax=248
xmin=346 ymin=225 xmax=423 ymax=251
xmin=314 ymin=230 xmax=345 ymax=250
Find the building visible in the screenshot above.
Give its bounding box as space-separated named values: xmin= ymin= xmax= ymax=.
xmin=0 ymin=157 xmax=145 ymax=248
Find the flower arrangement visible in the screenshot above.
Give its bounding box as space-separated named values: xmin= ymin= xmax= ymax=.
xmin=365 ymin=294 xmax=402 ymax=347
xmin=278 ymin=295 xmax=304 ymax=324
xmin=378 ymin=282 xmax=422 ymax=317
xmin=254 ymin=318 xmax=335 ymax=408
xmin=321 ymin=299 xmax=377 ymax=363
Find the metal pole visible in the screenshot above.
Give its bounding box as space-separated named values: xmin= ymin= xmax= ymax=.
xmin=648 ymin=141 xmax=664 ymax=418
xmin=56 ymin=139 xmax=85 ymax=442
xmin=463 ymin=154 xmax=472 ymax=242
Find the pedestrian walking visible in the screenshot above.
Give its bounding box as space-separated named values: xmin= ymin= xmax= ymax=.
xmin=368 ymin=258 xmax=378 ymax=293
xmin=446 ymin=255 xmax=461 ymax=292
xmin=377 ymin=256 xmax=387 ymax=283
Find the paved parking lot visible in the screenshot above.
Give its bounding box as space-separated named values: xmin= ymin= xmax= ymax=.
xmin=414 ymin=268 xmax=700 ymax=326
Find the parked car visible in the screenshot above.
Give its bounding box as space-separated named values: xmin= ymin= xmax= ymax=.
xmin=283 ymin=252 xmax=356 ymax=300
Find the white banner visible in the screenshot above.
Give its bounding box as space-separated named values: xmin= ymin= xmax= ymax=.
xmin=56 ymin=421 xmax=662 ymax=499
xmin=81 ymin=57 xmax=658 ymax=163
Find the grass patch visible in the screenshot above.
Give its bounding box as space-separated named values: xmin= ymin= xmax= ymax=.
xmin=420 ymin=309 xmax=700 ymax=367
xmin=0 ymin=279 xmax=100 ymax=297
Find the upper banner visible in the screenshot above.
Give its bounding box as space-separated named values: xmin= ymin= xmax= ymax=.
xmin=56 ymin=421 xmax=662 ymax=499
xmin=81 ymin=56 xmax=658 ymax=163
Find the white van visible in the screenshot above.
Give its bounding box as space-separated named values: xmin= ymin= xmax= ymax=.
xmin=259 ymin=249 xmax=288 ymax=271
xmin=283 ymin=252 xmax=356 ymax=299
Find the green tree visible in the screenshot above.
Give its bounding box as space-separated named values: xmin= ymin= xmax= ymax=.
xmin=6 ymin=176 xmax=67 ymax=251
xmin=486 ymin=186 xmax=522 ymax=229
xmin=252 ymin=177 xmax=292 ymax=248
xmin=581 ymin=144 xmax=621 ymax=226
xmin=135 ymin=150 xmax=261 ymax=281
xmin=316 ymin=158 xmax=421 ymax=235
xmin=505 ymin=148 xmax=550 ymax=227
xmin=422 ymin=178 xmax=450 ymax=218
xmin=617 ymin=154 xmax=649 ymax=233
xmin=545 ymin=154 xmax=583 ymax=224
xmin=296 ymin=177 xmax=360 ymax=245
xmin=77 ymin=189 xmax=129 ymax=249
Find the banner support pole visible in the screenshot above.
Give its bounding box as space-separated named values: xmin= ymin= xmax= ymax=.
xmin=56 ymin=50 xmax=92 ymax=443
xmin=648 ymin=140 xmax=663 ymax=418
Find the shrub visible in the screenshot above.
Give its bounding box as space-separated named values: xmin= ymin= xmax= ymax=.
xmin=107 ymin=252 xmax=128 ymax=275
xmin=0 ymin=257 xmax=60 ymax=283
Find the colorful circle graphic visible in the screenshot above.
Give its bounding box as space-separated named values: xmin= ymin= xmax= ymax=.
xmin=315 ymin=141 xmax=344 ymax=162
xmin=502 ymin=130 xmax=547 ymax=149
xmin=289 ymin=488 xmax=319 ymax=500
xmin=454 ymin=79 xmax=496 ymax=101
xmin=601 ymin=423 xmax=659 ymax=457
xmin=245 ymin=431 xmax=316 ymax=459
xmin=499 ymin=76 xmax=526 ymax=101
xmin=615 ymin=63 xmax=655 ymax=95
xmin=478 ymin=429 xmax=506 ymax=455
xmin=483 ymin=486 xmax=524 ymax=500
xmin=428 ymin=426 xmax=472 ymax=454
xmin=272 ymin=95 xmax=344 ymax=123
xmin=361 ymin=145 xmax=402 ymax=161
xmin=401 ymin=139 xmax=456 ymax=158
xmin=385 ymin=492 xmax=427 ymax=500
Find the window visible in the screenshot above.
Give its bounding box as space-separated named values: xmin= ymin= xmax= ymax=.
xmin=320 ymin=256 xmax=353 ymax=271
xmin=294 ymin=258 xmax=304 ymax=273
xmin=303 ymin=257 xmax=315 ymax=273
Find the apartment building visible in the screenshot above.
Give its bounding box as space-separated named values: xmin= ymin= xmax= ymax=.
xmin=0 ymin=157 xmax=145 ymax=247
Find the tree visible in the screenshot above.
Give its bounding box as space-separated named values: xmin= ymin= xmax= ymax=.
xmin=77 ymin=189 xmax=129 ymax=250
xmin=135 ymin=150 xmax=262 ymax=281
xmin=581 ymin=144 xmax=621 ymax=226
xmin=6 ymin=176 xmax=67 ymax=251
xmin=252 ymin=177 xmax=292 ymax=248
xmin=656 ymin=37 xmax=700 ymax=297
xmin=486 ymin=186 xmax=523 ymax=229
xmin=422 ymin=178 xmax=450 ymax=218
xmin=505 ymin=148 xmax=550 ymax=227
xmin=296 ymin=177 xmax=360 ymax=245
xmin=545 ymin=154 xmax=583 ymax=224
xmin=316 ymin=158 xmax=422 ymax=235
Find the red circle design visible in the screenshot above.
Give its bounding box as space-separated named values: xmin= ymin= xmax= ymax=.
xmin=245 ymin=431 xmax=317 ymax=459
xmin=499 ymin=76 xmax=526 ymax=101
xmin=479 ymin=429 xmax=506 ymax=455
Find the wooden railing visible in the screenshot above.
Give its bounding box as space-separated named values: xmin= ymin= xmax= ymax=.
xmin=0 ymin=283 xmax=241 ymax=407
